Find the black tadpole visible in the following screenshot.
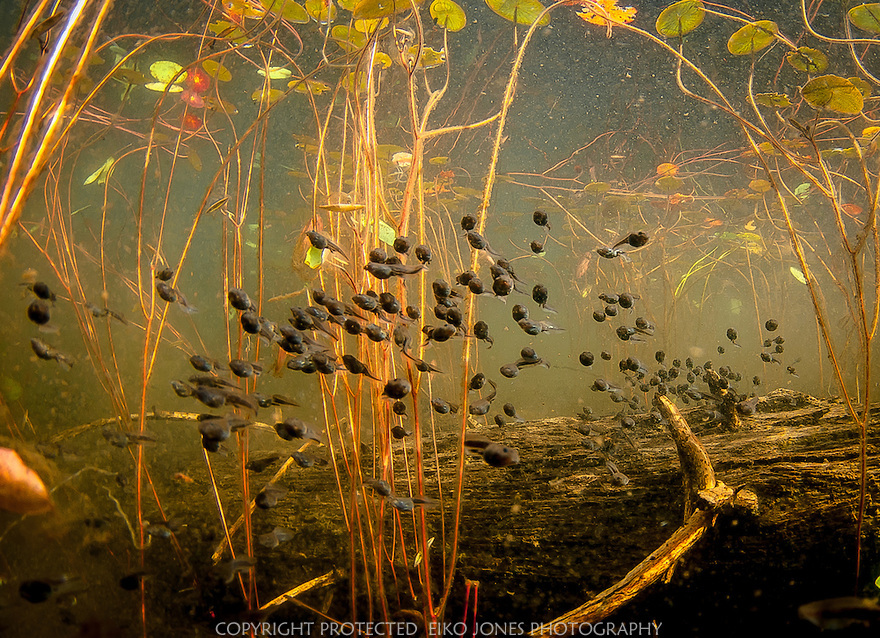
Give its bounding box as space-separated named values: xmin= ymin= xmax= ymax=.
xmin=613 ymin=231 xmax=649 ymax=249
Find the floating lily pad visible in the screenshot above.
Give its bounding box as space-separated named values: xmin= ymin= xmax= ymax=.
xmin=656 ymin=162 xmax=679 ymax=177
xmin=486 ymin=0 xmax=549 ymax=26
xmin=755 ymin=92 xmax=791 ymax=108
xmin=655 ymin=0 xmax=704 ymax=38
xmin=144 ymin=82 xmax=184 ymax=93
xmin=849 ymin=76 xmax=872 ymax=98
xmin=202 ymin=60 xmax=232 ymax=82
xmin=378 ymin=219 xmax=396 ymax=245
xmin=258 ymin=66 xmax=292 ymax=80
xmin=372 ymin=51 xmax=393 ymax=68
xmin=584 ymin=181 xmax=611 ymax=194
xmin=655 ymin=176 xmax=684 ymax=193
xmin=801 ymin=74 xmax=863 ymax=114
xmin=430 ymin=0 xmax=466 ymax=31
xmin=848 ymin=3 xmax=880 ymax=33
xmin=331 ymin=25 xmax=367 ymax=51
xmin=305 ymin=0 xmax=337 ymax=22
xmin=411 ymin=45 xmax=445 ymax=68
xmin=342 ymin=70 xmax=367 ymax=93
xmin=786 ymin=46 xmax=828 ymax=73
xmin=208 ymin=20 xmax=246 ymax=41
xmin=289 ymin=78 xmax=331 ymax=94
xmin=727 ymin=20 xmax=778 ymax=56
xmin=305 ymin=246 xmax=324 ymax=269
xmin=112 ymin=68 xmax=149 ymax=84
xmin=150 ymin=60 xmax=186 ymax=84
xmin=794 ymin=183 xmax=810 ymax=199
xmin=251 ymin=87 xmax=285 ymax=104
xmin=576 ymin=0 xmax=636 ymax=27
xmin=354 ymin=17 xmax=388 ymax=32
xmin=267 ymin=0 xmax=310 ymax=23
xmin=354 ymin=0 xmax=422 ymax=19
xmin=749 ymin=179 xmax=771 ymax=193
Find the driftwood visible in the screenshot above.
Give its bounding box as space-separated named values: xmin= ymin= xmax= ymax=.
xmin=445 ymin=388 xmax=880 ymax=627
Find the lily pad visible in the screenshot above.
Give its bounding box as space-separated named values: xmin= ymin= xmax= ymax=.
xmin=430 ymin=0 xmax=466 ymax=32
xmin=202 ymin=60 xmax=232 ymax=82
xmin=354 ymin=17 xmax=388 ymax=32
xmin=727 ymin=20 xmax=778 ymax=56
xmin=267 ymin=0 xmax=310 ymax=23
xmin=409 ymin=45 xmax=445 ymax=68
xmin=486 ymin=0 xmax=550 ymax=27
xmin=305 ymin=0 xmax=337 ymax=23
xmin=749 ymin=179 xmax=771 ymax=193
xmin=755 ymin=92 xmax=791 ymax=108
xmin=848 ymin=3 xmax=880 ymax=34
xmin=305 ymin=246 xmax=324 ymax=269
xmin=372 ymin=51 xmax=393 ymax=68
xmin=144 ymin=82 xmax=184 ymax=93
xmin=584 ymin=181 xmax=611 ymax=194
xmin=576 ymin=0 xmax=636 ymax=27
xmin=378 ymin=219 xmax=396 ymax=245
xmin=289 ymin=78 xmax=331 ymax=94
xmin=150 ymin=60 xmax=186 ymax=84
xmin=801 ymin=75 xmax=863 ymax=114
xmin=655 ymin=175 xmax=684 ymax=193
xmin=331 ymin=25 xmax=367 ymax=51
xmin=655 ymin=0 xmax=704 ymax=38
xmin=786 ymin=46 xmax=828 ymax=73
xmin=112 ymin=68 xmax=149 ymax=84
xmin=353 ymin=0 xmax=422 ymax=19
xmin=849 ymin=76 xmax=872 ymax=98
xmin=258 ymin=66 xmax=292 ymax=80
xmin=251 ymin=87 xmax=285 ymax=104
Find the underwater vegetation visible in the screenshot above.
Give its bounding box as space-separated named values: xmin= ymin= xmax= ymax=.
xmin=1 ymin=0 xmax=880 ymax=635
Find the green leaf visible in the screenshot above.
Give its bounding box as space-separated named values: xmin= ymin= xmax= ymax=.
xmin=305 ymin=246 xmax=325 ymax=269
xmin=801 ymin=75 xmax=864 ymax=114
xmin=655 ymin=0 xmax=704 ymax=38
xmin=789 ymin=266 xmax=807 ymax=285
xmin=583 ymin=181 xmax=610 ymax=194
xmin=354 ymin=0 xmax=423 ymax=19
xmin=331 ymin=25 xmax=367 ymax=51
xmin=849 ymin=76 xmax=872 ymax=99
xmin=786 ymin=47 xmax=828 ymax=73
xmin=848 ymin=3 xmax=880 ymax=34
xmin=150 ymin=60 xmax=185 ymax=84
xmin=305 ymin=0 xmax=337 ymax=23
xmin=84 ymin=157 xmax=114 ymax=186
xmin=727 ymin=20 xmax=778 ymax=56
xmin=485 ymin=0 xmax=550 ymax=27
xmin=267 ymin=0 xmax=310 ymax=23
xmin=378 ymin=219 xmax=396 ymax=245
xmin=755 ymin=92 xmax=791 ymax=108
xmin=794 ymin=183 xmax=810 ymax=199
xmin=655 ymin=176 xmax=684 ymax=193
xmin=430 ymin=0 xmax=466 ymax=32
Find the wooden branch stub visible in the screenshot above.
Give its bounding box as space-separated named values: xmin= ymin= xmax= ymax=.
xmin=653 ymin=394 xmax=716 ymax=517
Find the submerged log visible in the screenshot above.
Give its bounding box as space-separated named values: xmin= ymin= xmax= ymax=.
xmin=446 ymin=389 xmax=880 ymax=632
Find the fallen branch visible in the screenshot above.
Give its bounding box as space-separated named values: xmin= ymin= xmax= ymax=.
xmin=529 ymin=394 xmax=757 ymax=636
